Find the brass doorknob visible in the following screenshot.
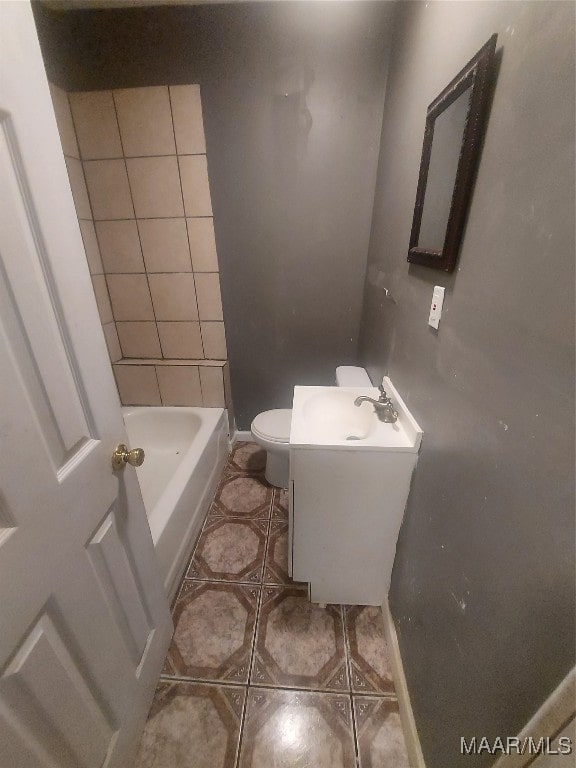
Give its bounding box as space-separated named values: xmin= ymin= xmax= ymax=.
xmin=112 ymin=444 xmax=145 ymax=470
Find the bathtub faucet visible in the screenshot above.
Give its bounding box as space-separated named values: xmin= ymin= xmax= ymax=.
xmin=354 ymin=385 xmax=398 ymax=423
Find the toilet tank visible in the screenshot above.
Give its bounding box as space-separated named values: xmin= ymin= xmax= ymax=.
xmin=335 ymin=366 xmax=372 ymax=387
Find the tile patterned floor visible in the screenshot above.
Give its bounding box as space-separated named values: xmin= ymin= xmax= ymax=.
xmin=135 ymin=442 xmax=411 ymax=768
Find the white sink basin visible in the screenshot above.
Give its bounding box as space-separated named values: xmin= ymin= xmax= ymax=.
xmin=290 ymin=377 xmax=422 ymax=451
xmin=301 ymin=389 xmax=375 ymax=441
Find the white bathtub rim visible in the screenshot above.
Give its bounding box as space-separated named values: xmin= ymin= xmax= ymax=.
xmin=122 ymin=405 xmax=230 ymax=600
xmin=163 ymin=436 xmax=227 ymax=601
xmin=122 ymin=406 xmax=225 ymax=545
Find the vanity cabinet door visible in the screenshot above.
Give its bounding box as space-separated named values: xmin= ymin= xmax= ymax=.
xmin=291 ymin=447 xmax=417 ymax=605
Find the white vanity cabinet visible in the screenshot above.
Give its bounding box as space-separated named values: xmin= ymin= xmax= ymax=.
xmin=288 ymin=379 xmax=422 ymax=606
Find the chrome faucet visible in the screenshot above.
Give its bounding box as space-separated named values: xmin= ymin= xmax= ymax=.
xmin=354 ymin=384 xmax=398 ymax=423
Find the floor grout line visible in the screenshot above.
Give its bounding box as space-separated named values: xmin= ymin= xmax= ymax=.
xmin=157 ymin=670 xmax=399 ymax=700
xmin=247 ymin=571 xmax=265 ymax=688
xmin=144 ymin=443 xmax=406 ymax=767
xmin=234 ymin=682 xmax=249 ymax=768
xmin=342 ymin=601 xmax=362 ymax=765
xmin=350 ymin=690 xmax=361 ymax=768
xmin=157 ymin=671 xmax=400 ymax=701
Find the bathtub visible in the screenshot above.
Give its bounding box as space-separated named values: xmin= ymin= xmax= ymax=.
xmin=123 ymin=407 xmax=230 ymax=600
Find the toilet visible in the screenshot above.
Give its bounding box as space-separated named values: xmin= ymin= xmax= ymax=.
xmin=250 ymin=365 xmax=372 ymax=488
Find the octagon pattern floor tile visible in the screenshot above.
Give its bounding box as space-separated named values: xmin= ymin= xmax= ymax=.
xmin=137 ymin=442 xmax=412 ymax=767
xmin=238 ymin=687 xmax=356 ymax=768
xmin=345 ymin=604 xmax=396 ymax=695
xmin=251 ymin=585 xmax=349 ymax=692
xmin=208 ymin=473 xmax=273 ymax=520
xmin=134 ymin=680 xmax=244 ymax=768
xmin=187 ymin=517 xmax=268 ymax=583
xmin=163 ymin=580 xmax=259 ymax=684
xmin=224 ymin=441 xmax=266 ymax=476
xmin=263 ymin=520 xmax=291 ymax=585
xmin=271 ymin=487 xmax=289 ymax=521
xmin=354 ymin=696 xmax=410 ymax=768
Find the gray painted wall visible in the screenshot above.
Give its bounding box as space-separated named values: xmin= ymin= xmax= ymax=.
xmin=33 ymin=1 xmax=394 ymax=429
xmin=358 ymin=2 xmax=575 ymax=766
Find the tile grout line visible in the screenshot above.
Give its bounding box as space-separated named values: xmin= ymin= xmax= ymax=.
xmin=345 ymin=617 xmax=362 ymax=768
xmin=65 ymin=93 xmax=117 ymax=336
xmin=84 ymin=270 xmax=220 ymax=275
xmin=111 ymin=90 xmax=164 ymax=365
xmin=245 ymin=476 xmax=271 ymax=688
xmin=236 ymin=540 xmax=268 ymax=767
xmin=246 ymin=563 xmax=265 ymax=690
xmin=260 ymin=487 xmax=275 ymax=585
xmin=343 ymin=600 xmax=361 ymax=763
xmin=87 ymin=215 xmax=215 ymax=221
xmin=167 ymin=87 xmax=207 ymax=365
xmin=155 ymin=671 xmax=399 ymax=699
xmin=157 ymin=450 xmax=376 ymax=764
xmin=81 ymin=151 xmax=209 ymax=162
xmin=165 ymin=478 xmax=363 ymax=766
xmin=234 ymin=682 xmax=249 ymax=768
xmin=148 ymin=447 xmax=407 ymax=768
xmin=350 ymin=691 xmax=361 ymax=768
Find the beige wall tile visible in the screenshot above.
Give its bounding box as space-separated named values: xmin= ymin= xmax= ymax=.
xmin=157 ymin=321 xmax=203 ymax=358
xmin=117 ymin=321 xmax=161 ymax=358
xmin=49 ymin=83 xmax=79 ymax=159
xmin=102 ymin=322 xmax=122 ymax=363
xmin=148 ymin=273 xmax=198 ymax=321
xmin=107 ymin=274 xmax=154 ymax=321
xmin=84 ymin=159 xmax=134 ymax=220
xmin=200 ymin=365 xmax=225 ymax=407
xmin=200 ymin=321 xmax=227 ymax=359
xmin=194 ymin=272 xmax=223 ymax=321
xmin=138 ymin=218 xmax=191 ymax=272
xmin=65 ymin=157 xmax=92 ymax=219
xmin=91 ymin=274 xmax=113 ymax=324
xmin=187 ymin=217 xmax=218 ymax=271
xmin=114 ymin=86 xmax=176 ymax=157
xmin=69 ymin=91 xmax=122 ymax=160
xmin=179 ymin=155 xmax=212 ymax=216
xmin=96 ymin=220 xmax=144 ymax=273
xmin=169 ymin=85 xmax=206 ymax=154
xmin=79 ymin=220 xmax=103 ymax=274
xmin=114 ymin=364 xmax=161 ymax=405
xmin=157 ymin=365 xmax=202 ymax=406
xmin=126 ymin=157 xmax=184 ymax=218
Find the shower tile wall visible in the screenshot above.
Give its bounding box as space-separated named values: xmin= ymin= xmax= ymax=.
xmin=49 ymin=83 xmax=231 ymax=411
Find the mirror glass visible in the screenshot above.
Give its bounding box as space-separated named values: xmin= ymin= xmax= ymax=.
xmin=407 ymin=34 xmax=497 ymax=272
xmin=418 ymin=86 xmax=473 ymax=250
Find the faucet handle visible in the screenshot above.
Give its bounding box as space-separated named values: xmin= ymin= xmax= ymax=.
xmin=378 ymin=383 xmax=388 ymax=400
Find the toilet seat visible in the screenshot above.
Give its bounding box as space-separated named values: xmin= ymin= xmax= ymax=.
xmin=251 ymin=409 xmax=292 ymax=444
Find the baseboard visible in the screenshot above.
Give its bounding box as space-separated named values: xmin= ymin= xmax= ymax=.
xmin=234 ymin=430 xmax=252 ymax=442
xmin=382 ymin=598 xmax=575 ymax=768
xmin=382 ymin=597 xmax=426 ymax=768
xmin=492 ymin=666 xmax=575 ymax=768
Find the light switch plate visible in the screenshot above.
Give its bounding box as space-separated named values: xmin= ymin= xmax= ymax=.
xmin=428 ymin=286 xmax=445 ymax=329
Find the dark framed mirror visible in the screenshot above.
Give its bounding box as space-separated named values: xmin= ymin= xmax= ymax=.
xmin=408 ymin=35 xmax=498 ymax=272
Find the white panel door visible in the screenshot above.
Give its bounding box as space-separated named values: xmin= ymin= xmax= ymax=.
xmin=0 ymin=4 xmax=172 ymax=767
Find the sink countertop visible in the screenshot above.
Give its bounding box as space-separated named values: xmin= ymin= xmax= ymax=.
xmin=290 ymin=378 xmax=422 ymax=452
